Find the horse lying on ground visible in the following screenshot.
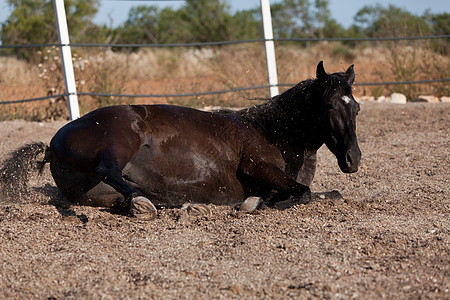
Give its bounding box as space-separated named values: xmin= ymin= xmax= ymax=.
xmin=2 ymin=61 xmax=360 ymax=219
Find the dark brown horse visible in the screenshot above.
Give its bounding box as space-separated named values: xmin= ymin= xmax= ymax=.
xmin=2 ymin=61 xmax=360 ymax=219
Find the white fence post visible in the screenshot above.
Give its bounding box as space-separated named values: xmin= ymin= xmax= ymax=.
xmin=53 ymin=0 xmax=80 ymax=120
xmin=260 ymin=0 xmax=279 ymax=97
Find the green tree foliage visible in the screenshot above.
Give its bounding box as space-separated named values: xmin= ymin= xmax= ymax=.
xmin=423 ymin=12 xmax=450 ymax=54
xmin=120 ymin=5 xmax=166 ymax=44
xmin=271 ymin=0 xmax=348 ymax=39
xmin=2 ymin=0 xmax=56 ymax=46
xmin=119 ymin=5 xmax=195 ymax=45
xmin=1 ymin=0 xmax=101 ymax=58
xmin=0 ymin=0 xmax=447 ymax=55
xmin=427 ymin=12 xmax=450 ymax=36
xmin=354 ymin=4 xmax=431 ymax=37
xmin=229 ymin=9 xmax=260 ymax=40
xmin=117 ymin=0 xmax=348 ymax=44
xmin=118 ymin=0 xmax=236 ymax=45
xmin=180 ymin=0 xmax=232 ymax=42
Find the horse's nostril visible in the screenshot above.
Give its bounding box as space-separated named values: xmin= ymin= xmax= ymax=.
xmin=346 ymin=151 xmax=353 ymax=167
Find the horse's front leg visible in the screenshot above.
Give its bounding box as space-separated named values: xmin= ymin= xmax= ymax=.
xmin=281 ymin=146 xmax=304 ymax=180
xmin=240 ymin=154 xmax=311 ymax=205
xmin=281 ymin=146 xmax=317 ymax=187
xmin=267 ymin=148 xmax=318 ymax=208
xmin=275 ymin=146 xmax=304 ymax=204
xmin=296 ymin=148 xmax=317 ymax=187
xmin=95 ymin=149 xmax=157 ymax=220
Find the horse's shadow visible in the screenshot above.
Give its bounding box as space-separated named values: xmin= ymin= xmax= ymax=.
xmin=33 ymin=184 xmax=90 ymax=223
xmin=34 ymin=184 xmax=140 ymax=219
xmin=313 ymin=190 xmax=343 ymax=201
xmin=270 ymin=190 xmax=343 ymax=210
xmin=33 ymin=184 xmax=342 ymax=217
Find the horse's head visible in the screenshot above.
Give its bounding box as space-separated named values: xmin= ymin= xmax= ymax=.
xmin=315 ymin=61 xmax=361 ymax=173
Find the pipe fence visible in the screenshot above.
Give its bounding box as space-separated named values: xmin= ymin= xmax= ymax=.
xmin=1 ymin=35 xmax=449 ymax=106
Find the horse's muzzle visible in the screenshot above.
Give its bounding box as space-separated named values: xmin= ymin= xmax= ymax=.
xmin=339 ymin=148 xmax=361 ymax=173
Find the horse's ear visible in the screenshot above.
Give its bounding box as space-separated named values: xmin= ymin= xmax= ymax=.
xmin=316 ymin=61 xmax=326 ymax=79
xmin=346 ymin=64 xmax=355 ymax=85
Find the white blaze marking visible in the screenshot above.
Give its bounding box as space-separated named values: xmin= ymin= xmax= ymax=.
xmin=341 ymin=95 xmax=351 ymax=104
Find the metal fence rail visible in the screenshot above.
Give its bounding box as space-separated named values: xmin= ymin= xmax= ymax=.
xmin=1 ymin=35 xmax=449 ymax=105
xmin=2 ymin=78 xmax=449 ymax=105
xmin=1 ymin=35 xmax=449 ymax=49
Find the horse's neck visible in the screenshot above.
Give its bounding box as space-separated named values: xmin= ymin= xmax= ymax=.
xmin=238 ymin=101 xmax=280 ymax=132
xmin=239 ymin=87 xmax=314 ymax=147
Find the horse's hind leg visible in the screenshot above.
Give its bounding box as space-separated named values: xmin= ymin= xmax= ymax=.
xmin=50 ymin=159 xmax=101 ymax=203
xmin=95 ymin=162 xmax=138 ymax=200
xmin=94 ymin=155 xmax=157 ymax=219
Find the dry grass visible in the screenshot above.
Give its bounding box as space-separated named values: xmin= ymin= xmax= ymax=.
xmin=0 ymin=42 xmax=448 ymax=120
xmin=0 ymin=56 xmax=40 ymax=84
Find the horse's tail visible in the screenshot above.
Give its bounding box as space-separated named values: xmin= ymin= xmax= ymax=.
xmin=38 ymin=143 xmax=52 ymax=174
xmin=0 ymin=142 xmax=50 ymax=202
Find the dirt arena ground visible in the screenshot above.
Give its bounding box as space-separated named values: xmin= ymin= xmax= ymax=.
xmin=0 ymin=103 xmax=448 ymax=299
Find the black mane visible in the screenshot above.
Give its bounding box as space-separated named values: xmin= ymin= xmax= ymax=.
xmin=237 ymin=76 xmax=325 ymax=148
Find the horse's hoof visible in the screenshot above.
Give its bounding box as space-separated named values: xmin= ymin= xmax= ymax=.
xmin=300 ymin=189 xmax=312 ymax=204
xmin=239 ymin=196 xmax=263 ymax=212
xmin=181 ymin=203 xmax=212 ymax=217
xmin=130 ymin=196 xmax=157 ymax=220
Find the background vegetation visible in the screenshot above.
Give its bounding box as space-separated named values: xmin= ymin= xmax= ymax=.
xmin=0 ymin=0 xmax=449 ymax=120
xmin=1 ymin=0 xmax=448 ymax=50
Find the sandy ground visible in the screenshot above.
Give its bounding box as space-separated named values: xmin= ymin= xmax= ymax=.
xmin=0 ymin=103 xmax=449 ymax=299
